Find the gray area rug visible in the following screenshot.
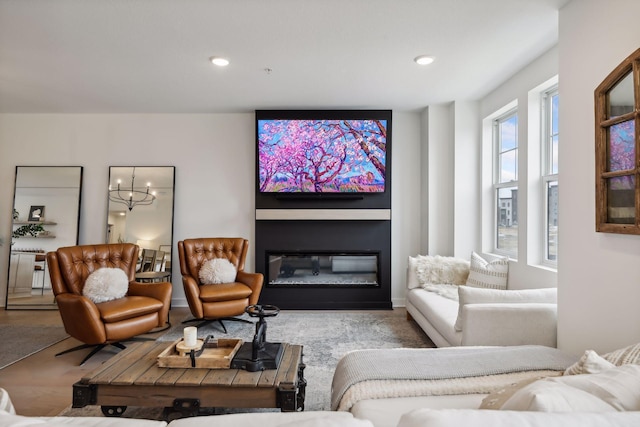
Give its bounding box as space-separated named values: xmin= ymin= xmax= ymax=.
xmin=60 ymin=310 xmax=434 ymax=419
xmin=0 ymin=325 xmax=69 ymax=370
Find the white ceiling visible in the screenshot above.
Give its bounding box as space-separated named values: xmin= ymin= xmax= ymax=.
xmin=0 ymin=0 xmax=569 ymax=114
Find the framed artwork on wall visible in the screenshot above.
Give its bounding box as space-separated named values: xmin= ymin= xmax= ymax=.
xmin=595 ymin=47 xmax=640 ymax=234
xmin=28 ymin=205 xmax=45 ymax=221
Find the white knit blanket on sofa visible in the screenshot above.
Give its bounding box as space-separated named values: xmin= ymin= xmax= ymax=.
xmin=331 ymin=346 xmax=576 ymax=411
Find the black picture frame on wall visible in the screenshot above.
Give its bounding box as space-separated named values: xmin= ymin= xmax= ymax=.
xmin=28 ymin=205 xmax=45 ymax=221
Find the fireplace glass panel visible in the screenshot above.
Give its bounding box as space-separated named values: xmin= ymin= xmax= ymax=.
xmin=267 ymin=252 xmax=379 ymax=287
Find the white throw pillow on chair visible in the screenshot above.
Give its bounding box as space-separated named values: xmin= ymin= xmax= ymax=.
xmin=83 ymin=267 xmax=129 ymax=303
xmin=199 ymin=258 xmax=237 ymax=284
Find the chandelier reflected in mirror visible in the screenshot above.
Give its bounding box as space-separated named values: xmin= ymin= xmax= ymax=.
xmin=108 ymin=167 xmax=156 ymax=211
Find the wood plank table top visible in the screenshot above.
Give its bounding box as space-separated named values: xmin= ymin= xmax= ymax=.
xmin=72 ymin=341 xmax=305 ymax=416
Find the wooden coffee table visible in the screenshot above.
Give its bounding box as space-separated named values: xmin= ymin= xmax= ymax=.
xmin=72 ymin=340 xmax=305 ymax=418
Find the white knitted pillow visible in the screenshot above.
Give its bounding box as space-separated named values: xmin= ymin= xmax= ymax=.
xmin=603 ymin=342 xmax=640 ymax=366
xmin=465 ymin=251 xmax=509 ymax=290
xmin=83 ymin=268 xmax=129 ymax=303
xmin=199 ymin=258 xmax=237 ymax=284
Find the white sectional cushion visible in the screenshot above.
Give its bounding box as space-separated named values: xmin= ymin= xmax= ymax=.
xmin=465 ymin=252 xmax=509 ymax=290
xmin=397 ymin=409 xmax=640 ymax=427
xmin=407 ymin=288 xmax=462 ymax=346
xmin=83 ymin=268 xmax=129 ymax=303
xmin=169 ymin=411 xmax=356 ymax=427
xmin=455 ymin=286 xmax=557 ymax=331
xmin=0 ymin=413 xmax=167 ymax=426
xmin=406 ymin=256 xmax=420 ymax=289
xmin=352 ymin=395 xmax=486 ymax=427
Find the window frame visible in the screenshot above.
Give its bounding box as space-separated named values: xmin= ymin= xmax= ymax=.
xmin=493 ymin=108 xmax=519 ymax=258
xmin=595 ymin=47 xmax=640 ymax=234
xmin=542 ymin=87 xmax=558 ymax=265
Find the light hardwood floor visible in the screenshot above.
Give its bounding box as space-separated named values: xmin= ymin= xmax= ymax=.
xmin=0 ymin=307 xmax=191 ymax=416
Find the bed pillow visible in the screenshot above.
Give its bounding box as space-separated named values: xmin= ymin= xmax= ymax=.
xmin=83 ymin=267 xmax=129 ymax=303
xmin=465 ymin=251 xmax=509 ymax=290
xmin=412 ymin=255 xmax=470 ymax=287
xmin=455 ymin=286 xmax=557 ymax=331
xmin=564 ymin=350 xmax=615 ymax=375
xmin=199 ymin=258 xmax=237 ymax=284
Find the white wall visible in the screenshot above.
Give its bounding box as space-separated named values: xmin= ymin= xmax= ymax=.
xmin=0 ymin=112 xmax=422 ymax=308
xmin=426 ymin=104 xmax=455 ymax=256
xmin=558 ymin=0 xmax=640 ymax=355
xmin=391 ymin=112 xmax=423 ymax=306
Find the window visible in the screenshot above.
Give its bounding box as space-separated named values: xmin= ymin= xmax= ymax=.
xmin=543 ymin=88 xmax=558 ymax=262
xmin=595 ymin=48 xmax=640 ymax=234
xmin=494 ymin=110 xmax=518 ymax=257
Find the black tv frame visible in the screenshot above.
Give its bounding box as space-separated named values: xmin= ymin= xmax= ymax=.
xmin=255 ymin=109 xmax=392 ymax=210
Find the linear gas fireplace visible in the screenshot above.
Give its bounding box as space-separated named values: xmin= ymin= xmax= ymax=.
xmin=255 ymin=219 xmax=391 ymax=310
xmin=267 ymin=252 xmax=380 ymax=288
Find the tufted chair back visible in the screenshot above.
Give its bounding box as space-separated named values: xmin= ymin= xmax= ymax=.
xmin=49 ymin=243 xmax=138 ymax=296
xmin=179 ymin=238 xmax=248 ymax=284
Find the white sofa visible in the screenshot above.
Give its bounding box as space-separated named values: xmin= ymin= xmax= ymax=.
xmin=338 ymin=344 xmax=640 ymax=427
xmin=3 ymin=342 xmax=640 ymax=427
xmin=405 ymin=254 xmax=558 ymax=347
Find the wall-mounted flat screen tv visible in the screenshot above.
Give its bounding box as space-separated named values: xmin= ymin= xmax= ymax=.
xmin=256 ymin=110 xmax=391 ymax=195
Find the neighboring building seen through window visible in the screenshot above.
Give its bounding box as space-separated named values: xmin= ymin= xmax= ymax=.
xmin=544 ymin=88 xmax=559 ymax=262
xmin=495 ymin=111 xmax=518 ymax=257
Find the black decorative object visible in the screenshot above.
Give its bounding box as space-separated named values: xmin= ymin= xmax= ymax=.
xmin=231 ymin=304 xmax=284 ymax=372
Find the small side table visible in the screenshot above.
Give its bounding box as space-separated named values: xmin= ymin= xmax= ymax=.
xmin=135 ymin=271 xmax=171 ymax=283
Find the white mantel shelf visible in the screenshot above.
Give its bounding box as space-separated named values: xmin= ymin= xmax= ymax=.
xmin=255 ymin=209 xmax=391 ymax=221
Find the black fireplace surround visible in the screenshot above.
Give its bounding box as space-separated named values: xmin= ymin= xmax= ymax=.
xmin=255 ymin=219 xmax=391 ymax=309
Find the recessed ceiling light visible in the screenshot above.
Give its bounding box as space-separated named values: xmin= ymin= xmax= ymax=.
xmin=414 ymin=55 xmax=434 ymax=65
xmin=210 ymin=56 xmax=230 ymax=67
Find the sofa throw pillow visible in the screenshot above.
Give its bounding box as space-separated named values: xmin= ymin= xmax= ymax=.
xmin=199 ymin=258 xmax=237 ymax=284
xmin=465 ymin=251 xmax=509 ymax=290
xmin=455 ymin=286 xmax=557 ymax=331
xmin=499 ymin=379 xmax=617 ymax=412
xmin=83 ymin=267 xmax=129 ymax=304
xmin=564 ymin=350 xmax=615 ymax=375
xmin=550 ymin=364 xmax=640 ymax=411
xmin=603 ymin=342 xmax=640 ymax=366
xmin=413 ymin=255 xmax=470 ymax=287
xmin=479 ymin=376 xmax=547 ymax=409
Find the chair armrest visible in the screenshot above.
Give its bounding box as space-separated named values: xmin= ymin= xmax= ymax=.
xmin=182 ymin=275 xmax=204 ymax=319
xmin=129 ymin=281 xmax=172 ymax=326
xmin=236 ymin=270 xmax=264 ymax=305
xmin=461 ymin=303 xmax=557 ymax=347
xmin=55 ymin=293 xmax=106 ymax=344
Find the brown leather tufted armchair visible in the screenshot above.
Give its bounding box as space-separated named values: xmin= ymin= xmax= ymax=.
xmin=47 ymin=243 xmax=172 ymax=365
xmin=177 ymin=238 xmax=263 ymax=332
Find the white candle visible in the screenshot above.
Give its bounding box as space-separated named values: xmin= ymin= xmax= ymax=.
xmin=183 ymin=326 xmax=197 ymax=347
